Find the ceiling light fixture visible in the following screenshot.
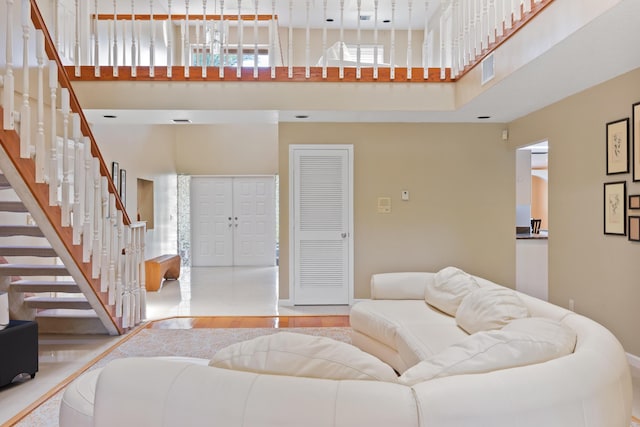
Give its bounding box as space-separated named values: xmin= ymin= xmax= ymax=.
xmin=295 ymin=115 xmax=309 ymax=119
xmin=477 ymin=116 xmax=491 ymax=119
xmin=172 ymin=119 xmax=192 ymax=124
xmin=382 ymin=19 xmax=391 ymax=23
xmin=103 ymin=114 xmax=117 ymax=119
xmin=326 ymin=18 xmax=334 ymax=22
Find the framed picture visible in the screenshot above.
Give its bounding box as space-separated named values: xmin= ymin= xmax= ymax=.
xmin=606 ymin=118 xmax=629 ymax=175
xmin=111 ymin=161 xmax=119 ymax=190
xmin=633 ymin=102 xmax=640 ymax=181
xmin=629 ymin=216 xmax=640 ymax=242
xmin=629 ymin=195 xmax=640 ymax=210
xmin=604 ymin=181 xmax=626 ymax=235
xmin=119 ymin=169 xmax=126 ymax=207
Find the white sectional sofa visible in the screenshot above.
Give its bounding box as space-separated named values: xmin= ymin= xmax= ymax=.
xmin=59 ymin=268 xmax=632 ymax=427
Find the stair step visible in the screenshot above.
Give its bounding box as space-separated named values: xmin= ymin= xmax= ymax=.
xmin=0 ymin=175 xmax=10 ymax=190
xmin=0 ymin=264 xmax=69 ymax=276
xmin=35 ymin=309 xmax=109 ymax=334
xmin=0 ymin=201 xmax=28 ymax=212
xmin=0 ymin=246 xmax=58 ymax=257
xmin=24 ymin=296 xmax=91 ymax=310
xmin=0 ymin=225 xmax=44 ymax=237
xmin=11 ymin=280 xmax=80 ymax=293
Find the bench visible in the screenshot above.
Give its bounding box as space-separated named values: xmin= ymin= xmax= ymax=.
xmin=145 ymin=254 xmax=181 ymax=291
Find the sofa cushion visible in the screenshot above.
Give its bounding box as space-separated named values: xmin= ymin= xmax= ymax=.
xmin=398 ymin=317 xmax=577 ymax=385
xmin=350 ymin=300 xmax=470 ymax=368
xmin=209 ymin=331 xmax=398 ymax=382
xmin=455 ymin=287 xmax=530 ymax=334
xmin=425 ymin=267 xmax=480 ymax=316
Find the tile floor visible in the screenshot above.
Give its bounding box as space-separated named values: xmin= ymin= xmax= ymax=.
xmin=0 ymin=266 xmax=638 ymax=425
xmin=0 ymin=266 xmax=348 ymax=425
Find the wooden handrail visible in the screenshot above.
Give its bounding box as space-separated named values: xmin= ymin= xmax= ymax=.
xmin=30 ymin=0 xmax=130 ymax=225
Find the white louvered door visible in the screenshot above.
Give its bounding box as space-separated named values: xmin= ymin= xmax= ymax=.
xmin=291 ymin=146 xmax=353 ymax=305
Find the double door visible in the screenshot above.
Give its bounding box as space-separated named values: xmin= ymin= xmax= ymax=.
xmin=191 ymin=176 xmax=276 ymax=267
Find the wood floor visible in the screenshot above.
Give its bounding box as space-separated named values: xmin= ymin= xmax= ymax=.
xmin=147 ymin=315 xmax=350 ymax=329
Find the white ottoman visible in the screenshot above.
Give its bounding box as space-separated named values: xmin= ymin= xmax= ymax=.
xmin=59 ymin=357 xmax=210 ymax=427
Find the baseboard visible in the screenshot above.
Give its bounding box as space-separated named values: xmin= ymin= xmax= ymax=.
xmin=627 ymin=352 xmax=640 ymax=378
xmin=278 ymin=299 xmax=294 ymax=307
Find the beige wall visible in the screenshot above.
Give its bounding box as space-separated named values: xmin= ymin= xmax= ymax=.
xmin=174 ymin=124 xmax=278 ymax=175
xmin=279 ymin=122 xmax=515 ymax=300
xmin=91 ymin=124 xmax=178 ymax=259
xmin=509 ymin=67 xmax=640 ymax=355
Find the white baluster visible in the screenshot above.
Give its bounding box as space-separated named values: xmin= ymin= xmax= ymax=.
xmin=20 ymin=0 xmax=32 ymax=156
xmin=74 ymin=0 xmax=80 ymax=76
xmin=112 ymin=0 xmax=118 ymax=77
xmin=131 ymin=0 xmax=137 ymax=77
xmin=115 ymin=211 xmax=124 ymax=315
xmin=35 ymin=31 xmax=46 ymax=183
xmin=60 ymin=88 xmax=71 ymax=226
xmin=288 ymin=0 xmax=293 ymax=78
xmin=53 ymin=0 xmax=61 ymax=53
xmin=321 ymin=0 xmax=328 ymax=79
xmin=100 ymin=176 xmax=110 ymax=292
xmin=184 ymin=0 xmax=190 ymax=78
xmin=237 ymin=0 xmax=243 ymax=79
xmin=138 ymin=224 xmax=147 ymax=321
xmin=406 ymin=0 xmax=412 ymax=80
xmin=195 ymin=18 xmax=201 ymax=67
xmin=439 ymin=3 xmax=446 ymax=80
xmin=390 ymin=0 xmax=396 ymax=80
xmin=356 ymin=0 xmax=361 ymax=80
xmin=3 ymin=0 xmax=15 ymax=131
xmin=167 ymin=0 xmax=173 ymax=78
xmin=219 ymin=0 xmax=225 ymax=78
xmin=92 ymin=159 xmax=102 ymax=278
xmin=121 ymin=226 xmax=131 ymax=326
xmin=495 ymin=0 xmax=503 ymax=37
xmin=72 ymin=116 xmax=84 ymax=245
xmin=83 ymin=139 xmax=94 ymax=263
xmin=93 ymin=0 xmax=100 ymax=76
xmin=117 ymin=225 xmax=129 ymax=318
xmin=270 ymin=0 xmax=276 ymax=79
xmin=48 ymin=61 xmax=59 ymax=206
xmin=451 ymin=0 xmax=458 ymax=78
xmin=202 ymin=0 xmax=208 ymax=79
xmin=339 ymin=0 xmax=344 ymax=80
xmin=422 ymin=0 xmax=429 ymax=79
xmin=108 ymin=194 xmax=117 ymax=305
xmin=122 ymin=13 xmax=127 ymax=67
xmin=150 ymin=0 xmax=156 ymax=77
xmin=305 ymin=0 xmax=310 ymax=79
xmin=132 ymin=223 xmax=140 ymax=325
xmin=506 ymin=0 xmax=514 ymax=29
xmin=373 ymin=0 xmax=379 ymax=79
xmin=253 ymin=0 xmax=259 ymax=79
xmin=523 ymin=0 xmax=531 ymax=14
xmin=489 ymin=0 xmax=497 ymax=44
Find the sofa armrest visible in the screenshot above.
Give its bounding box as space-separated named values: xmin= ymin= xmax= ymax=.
xmin=370 ymin=272 xmax=434 ymax=300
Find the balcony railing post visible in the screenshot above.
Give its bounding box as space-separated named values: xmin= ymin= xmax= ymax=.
xmin=36 ymin=30 xmax=46 ymax=183
xmin=406 ymin=0 xmax=412 ymax=81
xmin=3 ymin=0 xmax=16 ymax=132
xmin=167 ymin=0 xmax=173 ymax=78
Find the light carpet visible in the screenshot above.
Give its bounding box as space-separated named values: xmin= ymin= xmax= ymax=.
xmin=15 ymin=327 xmax=351 ymax=427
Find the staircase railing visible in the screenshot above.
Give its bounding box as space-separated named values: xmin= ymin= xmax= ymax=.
xmin=42 ymin=0 xmax=553 ymax=83
xmin=0 ymin=0 xmax=147 ymax=335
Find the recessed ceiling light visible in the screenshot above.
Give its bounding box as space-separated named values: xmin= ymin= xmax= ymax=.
xmin=326 ymin=18 xmax=334 ymax=22
xmin=382 ymin=19 xmax=391 ymax=23
xmin=172 ymin=119 xmax=192 ymax=123
xmin=477 ymin=116 xmax=491 ymax=119
xmin=295 ymin=115 xmax=309 ymax=119
xmin=103 ymin=114 xmax=117 ymax=119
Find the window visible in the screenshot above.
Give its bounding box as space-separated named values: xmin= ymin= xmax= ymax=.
xmin=192 ymin=45 xmax=270 ymax=67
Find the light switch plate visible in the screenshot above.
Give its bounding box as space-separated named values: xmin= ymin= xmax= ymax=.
xmin=377 ymin=197 xmax=391 ymax=213
xmin=401 ymin=190 xmax=409 ymax=201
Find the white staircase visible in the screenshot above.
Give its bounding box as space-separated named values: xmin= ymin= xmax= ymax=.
xmin=0 ymin=174 xmax=107 ymax=333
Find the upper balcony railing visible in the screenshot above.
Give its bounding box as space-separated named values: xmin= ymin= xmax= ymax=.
xmin=45 ymin=0 xmax=553 ymax=83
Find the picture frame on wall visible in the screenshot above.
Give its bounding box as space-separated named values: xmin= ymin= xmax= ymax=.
xmin=629 ymin=216 xmax=640 ymax=242
xmin=111 ymin=161 xmax=119 ymax=189
xmin=629 ymin=195 xmax=640 ymax=210
xmin=119 ymin=169 xmax=126 ymax=207
xmin=606 ymin=118 xmax=629 ymax=175
xmin=633 ymin=102 xmax=640 ymax=181
xmin=604 ymin=181 xmax=626 ymax=235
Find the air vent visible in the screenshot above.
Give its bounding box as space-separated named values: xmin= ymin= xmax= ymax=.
xmin=481 ymin=53 xmax=495 ymax=85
